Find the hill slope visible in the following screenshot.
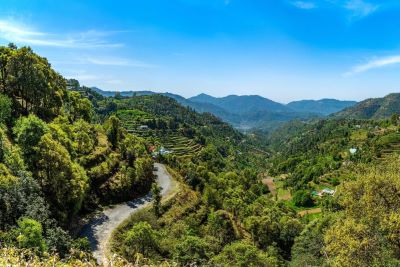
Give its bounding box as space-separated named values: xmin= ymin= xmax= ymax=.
xmin=334 ymin=93 xmax=400 ymax=119
xmin=92 ymin=89 xmax=355 ymax=131
xmin=287 ymin=99 xmax=357 ymax=116
xmin=189 ymin=94 xmax=292 ymax=114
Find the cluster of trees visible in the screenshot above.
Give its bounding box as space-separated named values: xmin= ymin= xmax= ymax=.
xmin=0 ymin=44 xmax=65 ymax=119
xmin=109 ymin=98 xmax=305 ymax=265
xmin=268 ymin=118 xmax=395 ymax=198
xmin=0 ymin=45 xmax=155 ymax=260
xmin=4 ymin=43 xmax=400 ymax=266
xmin=291 ymin=157 xmax=400 ymax=266
xmin=108 ymin=97 xmax=400 ymax=266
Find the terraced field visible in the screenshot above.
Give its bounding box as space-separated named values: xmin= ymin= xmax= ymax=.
xmin=160 ymin=134 xmax=202 ymax=158
xmin=117 ymin=110 xmax=203 ymax=159
xmin=376 ymin=132 xmax=400 ymax=160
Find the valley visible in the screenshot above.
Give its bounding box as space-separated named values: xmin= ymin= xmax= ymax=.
xmin=92 ymin=87 xmax=357 ymax=132
xmin=2 ymin=45 xmax=400 ymax=267
xmin=3 ymin=1 xmax=400 ymax=266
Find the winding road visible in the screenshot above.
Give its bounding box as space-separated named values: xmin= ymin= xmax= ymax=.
xmin=80 ymin=163 xmax=174 ymax=265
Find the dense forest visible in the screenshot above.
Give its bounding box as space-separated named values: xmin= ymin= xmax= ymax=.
xmin=1 ymin=44 xmax=400 ymax=267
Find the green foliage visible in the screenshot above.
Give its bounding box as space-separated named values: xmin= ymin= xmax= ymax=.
xmin=0 ymin=45 xmax=160 ymax=262
xmin=0 ymin=45 xmax=66 ymax=120
xmin=173 ymin=235 xmax=211 ymax=266
xmin=104 ymin=115 xmax=124 ymax=149
xmin=206 ymin=210 xmax=237 ymax=244
xmin=0 ymin=93 xmax=11 ymax=124
xmin=65 ymin=91 xmax=93 ymax=122
xmin=0 ymin=247 xmax=97 ymax=266
xmin=320 ymin=157 xmax=400 ymax=266
xmin=0 ymin=163 xmax=17 ymax=189
xmin=123 ymin=222 xmax=158 ymax=258
xmin=13 ymin=115 xmax=49 ymax=165
xmin=210 ymin=241 xmax=278 ymax=267
xmin=291 ymin=215 xmax=334 ymax=266
xmin=335 ymin=93 xmax=400 ymax=120
xmin=35 ymin=133 xmax=88 ymax=222
xmin=16 ymin=218 xmax=46 ymax=252
xmin=292 ymin=190 xmax=314 ymax=207
xmin=151 ymin=183 xmax=162 ymax=217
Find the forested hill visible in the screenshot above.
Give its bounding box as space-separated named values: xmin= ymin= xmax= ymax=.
xmin=0 ymin=45 xmax=159 ymax=264
xmin=91 ymin=88 xmax=356 ymax=131
xmin=0 ymin=45 xmax=273 ymax=266
xmin=334 ymin=93 xmax=400 ymax=119
xmin=3 ymin=44 xmax=400 ymax=267
xmin=287 ymin=99 xmax=357 ymax=116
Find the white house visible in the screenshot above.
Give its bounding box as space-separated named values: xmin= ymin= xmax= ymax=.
xmin=138 ymin=125 xmax=149 ymax=130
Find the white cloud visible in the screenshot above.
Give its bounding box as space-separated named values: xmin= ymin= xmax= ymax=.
xmin=0 ymin=20 xmax=122 ymax=48
xmin=291 ymin=1 xmax=316 ymax=9
xmin=344 ymin=0 xmax=379 ymax=19
xmin=82 ymin=56 xmax=156 ymax=68
xmin=344 ymin=55 xmax=400 ymax=76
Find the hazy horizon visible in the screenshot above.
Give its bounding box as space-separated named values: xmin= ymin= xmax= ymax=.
xmin=1 ymin=0 xmax=400 ymax=102
xmin=91 ymin=87 xmax=366 ymax=104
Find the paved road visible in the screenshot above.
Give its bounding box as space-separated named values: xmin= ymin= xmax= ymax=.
xmin=80 ymin=163 xmax=173 ymax=265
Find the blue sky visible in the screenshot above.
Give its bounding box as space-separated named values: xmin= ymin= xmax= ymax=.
xmin=1 ymin=0 xmax=400 ymax=102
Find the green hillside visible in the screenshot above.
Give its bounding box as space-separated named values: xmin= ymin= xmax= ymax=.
xmin=2 ymin=44 xmax=400 ymax=267
xmin=334 ymin=93 xmax=400 ymax=119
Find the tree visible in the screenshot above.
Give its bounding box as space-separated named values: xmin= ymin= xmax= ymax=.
xmin=0 ymin=94 xmax=11 ymax=124
xmin=244 ymin=215 xmax=280 ymax=249
xmin=16 ymin=218 xmax=46 ymax=252
xmin=124 ymin=222 xmax=158 ymax=257
xmin=292 ymin=189 xmax=314 ymax=207
xmin=35 ymin=133 xmax=88 ymax=222
xmin=323 ymin=158 xmax=400 ymax=266
xmin=173 ymin=235 xmax=210 ymax=266
xmin=210 ymin=241 xmax=278 ymax=267
xmin=291 ymin=215 xmax=334 ymax=267
xmin=71 ymin=119 xmax=96 ymax=156
xmin=66 ymin=91 xmax=93 ymax=122
xmin=391 ymin=113 xmax=399 ymax=125
xmin=1 ymin=46 xmax=65 ymax=119
xmin=207 ymin=210 xmax=237 ymax=244
xmin=120 ymin=134 xmax=146 ymax=165
xmin=134 ymin=157 xmax=154 ymax=190
xmin=324 ymin=218 xmax=384 ymax=267
xmin=104 ymin=115 xmax=123 ymax=149
xmin=0 ymin=46 xmax=12 ymax=94
xmin=13 ymin=115 xmax=49 ymax=166
xmin=278 ymin=216 xmax=303 ymax=257
xmin=151 ymin=183 xmax=162 ymax=217
xmin=0 ymin=163 xmax=17 ymax=189
xmin=66 ymin=79 xmax=80 ymax=89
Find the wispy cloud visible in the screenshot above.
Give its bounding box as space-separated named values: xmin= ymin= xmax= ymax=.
xmin=344 ymin=55 xmax=400 ymax=76
xmin=81 ymin=56 xmax=157 ymax=68
xmin=0 ymin=20 xmax=123 ymax=48
xmin=291 ymin=0 xmax=380 ymax=19
xmin=291 ymin=1 xmax=317 ymax=9
xmin=344 ymin=0 xmax=379 ymax=19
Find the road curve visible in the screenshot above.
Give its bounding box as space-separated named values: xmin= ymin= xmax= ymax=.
xmin=80 ymin=163 xmax=174 ymax=265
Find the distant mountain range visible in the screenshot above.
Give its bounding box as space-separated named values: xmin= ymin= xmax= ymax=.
xmin=334 ymin=93 xmax=400 ymax=119
xmin=287 ymin=99 xmax=358 ymax=116
xmin=91 ymin=87 xmax=357 ymax=131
